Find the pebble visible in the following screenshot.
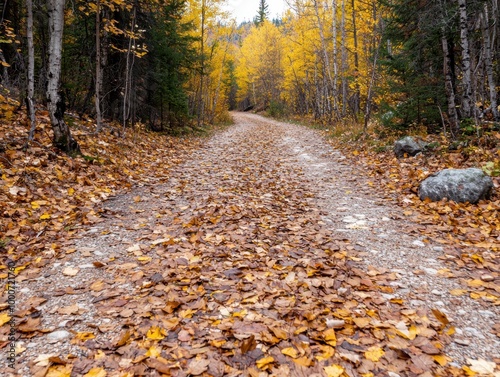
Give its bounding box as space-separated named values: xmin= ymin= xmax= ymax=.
xmin=480 ymin=274 xmax=494 ymax=282
xmin=431 ymin=289 xmax=443 ymax=295
xmin=412 ymin=240 xmax=426 ymax=247
xmin=423 ymin=267 xmax=438 ymax=275
xmin=464 ymin=327 xmax=485 ymax=339
xmin=454 ymin=338 xmax=471 ymax=346
xmin=80 ymin=264 xmax=95 ymax=269
xmin=478 ymin=310 xmax=495 ymax=318
xmin=434 ymin=301 xmax=445 ymax=306
xmin=20 ymin=288 xmax=30 ymax=293
xmin=433 ymin=246 xmax=444 ymax=252
xmin=382 ymin=217 xmax=390 ymax=221
xmin=47 ymin=330 xmax=70 ymax=341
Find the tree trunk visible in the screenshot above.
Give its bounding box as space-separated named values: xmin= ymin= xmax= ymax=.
xmin=95 ymin=0 xmax=103 ymax=132
xmin=441 ymin=28 xmax=459 ymax=137
xmin=351 ymin=0 xmax=360 ymax=116
xmin=458 ymin=0 xmax=472 ymax=118
xmin=46 ymin=0 xmax=80 ymax=154
xmin=482 ymin=3 xmax=498 ymax=120
xmin=313 ymin=0 xmax=338 ymax=118
xmin=26 ymin=0 xmax=37 ymax=142
xmin=197 ymin=0 xmax=206 ymax=127
xmin=340 ymin=0 xmax=348 ymax=117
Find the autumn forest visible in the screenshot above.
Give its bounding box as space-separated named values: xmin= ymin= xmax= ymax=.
xmin=1 ymin=0 xmax=500 ymax=376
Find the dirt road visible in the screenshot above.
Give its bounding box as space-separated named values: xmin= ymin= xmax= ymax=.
xmin=5 ymin=113 xmax=499 ymax=376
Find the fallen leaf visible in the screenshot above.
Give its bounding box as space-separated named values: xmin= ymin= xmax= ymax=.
xmin=147 ymin=326 xmax=166 ymax=340
xmin=62 ymin=267 xmax=79 ymax=276
xmin=83 ymin=367 xmax=107 ymax=377
xmin=281 ymin=347 xmax=299 ymax=358
xmin=256 ymin=356 xmax=274 ymax=369
xmin=365 ymin=346 xmax=385 ymax=362
xmin=324 ymin=365 xmax=344 ymax=377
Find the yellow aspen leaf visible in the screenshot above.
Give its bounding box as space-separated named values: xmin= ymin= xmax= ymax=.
xmin=447 ymin=326 xmax=456 ymax=336
xmin=40 ymin=213 xmax=51 ymax=220
xmin=462 ymin=366 xmax=477 ymax=376
xmin=431 ymin=308 xmax=450 ymax=326
xmin=137 ymin=256 xmax=151 ymax=262
xmin=256 ymin=356 xmax=274 ymax=369
xmin=281 ymin=347 xmax=299 ymax=358
xmin=292 ymin=356 xmax=313 ymax=367
xmin=147 ymin=326 xmax=166 ymax=340
xmin=211 ymin=339 xmax=226 ymax=348
xmin=0 ymin=312 xmax=11 ymax=326
xmin=467 ymin=279 xmax=485 ymax=288
xmin=353 ymin=317 xmax=371 ymax=328
xmin=46 ymin=365 xmax=73 ymax=377
xmin=432 ymin=355 xmax=450 ymax=366
xmin=94 ymin=350 xmax=106 ymax=359
xmin=74 ymin=332 xmax=95 ymax=341
xmin=294 ymin=326 xmax=308 ymax=334
xmin=232 ymin=309 xmax=247 ymax=318
xmin=179 ymin=309 xmax=195 ymax=318
xmin=323 ymin=328 xmax=337 ymax=346
xmin=83 ymin=367 xmax=107 ymax=377
xmin=449 ymin=289 xmax=467 ymax=296
xmin=316 ymin=345 xmax=335 ymax=361
xmin=31 ymin=201 xmax=41 ymax=209
xmin=324 ymin=365 xmax=344 ymax=377
xmin=68 ymin=187 xmax=75 ymax=196
xmin=364 ymin=346 xmax=385 ymax=362
xmin=145 ymin=345 xmax=162 ymax=358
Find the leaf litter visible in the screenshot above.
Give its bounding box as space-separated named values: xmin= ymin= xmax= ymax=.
xmin=1 ymin=112 xmax=499 ymax=376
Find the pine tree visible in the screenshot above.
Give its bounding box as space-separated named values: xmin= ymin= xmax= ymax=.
xmin=255 ymin=0 xmax=269 ymax=26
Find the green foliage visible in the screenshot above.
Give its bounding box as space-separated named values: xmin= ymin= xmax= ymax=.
xmin=379 ymin=0 xmax=454 ymax=132
xmin=482 ymin=161 xmax=500 ymax=177
xmin=255 ymin=0 xmax=269 ymax=26
xmin=145 ymin=0 xmax=198 ymax=131
xmin=268 ymin=100 xmax=287 ymax=118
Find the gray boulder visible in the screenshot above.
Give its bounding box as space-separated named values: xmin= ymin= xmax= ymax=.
xmin=394 ymin=136 xmax=425 ymax=158
xmin=419 ymin=168 xmax=493 ymax=203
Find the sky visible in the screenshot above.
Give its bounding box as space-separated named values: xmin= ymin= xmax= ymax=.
xmin=223 ymin=0 xmax=287 ymax=23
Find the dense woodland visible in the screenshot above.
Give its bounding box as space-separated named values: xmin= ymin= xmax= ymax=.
xmin=0 ymin=0 xmax=499 ymax=152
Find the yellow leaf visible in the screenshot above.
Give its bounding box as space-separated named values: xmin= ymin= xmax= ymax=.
xmin=432 ymin=354 xmax=450 ymax=366
xmin=324 ymin=365 xmax=344 ymax=377
xmin=147 ymin=326 xmax=166 ymax=340
xmin=292 ymin=356 xmax=313 ymax=367
xmin=256 ymin=356 xmax=274 ymax=369
xmin=83 ymin=367 xmax=107 ymax=377
xmin=211 ymin=339 xmax=226 ymax=348
xmin=0 ymin=312 xmax=11 ymax=326
xmin=40 ymin=213 xmax=51 ymax=220
xmin=467 ymin=358 xmax=496 ymax=374
xmin=46 ymin=365 xmax=73 ymax=377
xmin=145 ymin=345 xmax=162 ymax=358
xmin=31 ymin=201 xmax=41 ymax=209
xmin=467 ymin=279 xmax=485 ymax=288
xmin=316 ymin=345 xmax=335 ymax=361
xmin=365 ymin=346 xmax=385 ymax=362
xmin=449 ymin=289 xmax=467 ymax=296
xmin=281 ymin=347 xmax=298 ymax=358
xmin=74 ymin=332 xmax=95 ymax=341
xmin=232 ymin=309 xmax=247 ymax=318
xmin=352 ymin=150 xmax=360 ymax=156
xmin=137 ymin=256 xmax=151 ymax=262
xmin=323 ymin=328 xmax=337 ymax=346
xmin=68 ymin=187 xmax=75 ymax=196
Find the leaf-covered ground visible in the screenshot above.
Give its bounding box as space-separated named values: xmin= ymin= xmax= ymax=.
xmin=1 ymin=110 xmax=499 ymax=376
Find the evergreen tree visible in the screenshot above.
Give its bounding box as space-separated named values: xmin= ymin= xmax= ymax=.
xmin=255 ymin=0 xmax=269 ymax=26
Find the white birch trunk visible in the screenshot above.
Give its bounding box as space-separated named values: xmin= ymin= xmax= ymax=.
xmin=47 ymin=0 xmax=80 ymax=153
xmin=482 ymin=3 xmax=498 ymax=120
xmin=27 ymin=0 xmax=37 ymax=141
xmin=458 ymin=0 xmax=472 ymax=118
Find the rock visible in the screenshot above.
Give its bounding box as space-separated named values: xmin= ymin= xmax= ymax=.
xmin=394 ymin=136 xmax=425 ymax=158
xmin=47 ymin=330 xmax=70 ymax=341
xmin=419 ymin=168 xmax=493 ymax=203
